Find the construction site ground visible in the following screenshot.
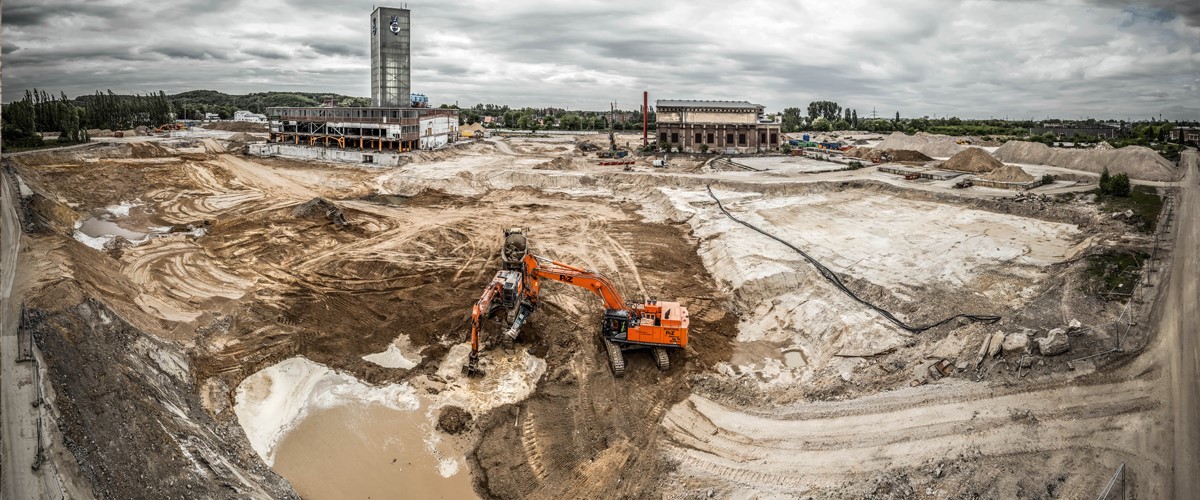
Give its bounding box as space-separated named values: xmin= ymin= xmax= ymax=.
xmin=1 ymin=132 xmax=1194 ymax=499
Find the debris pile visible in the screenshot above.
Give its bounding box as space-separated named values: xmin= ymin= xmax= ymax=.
xmin=292 ymin=197 xmax=349 ymax=226
xmin=941 ymin=148 xmax=1003 ymax=173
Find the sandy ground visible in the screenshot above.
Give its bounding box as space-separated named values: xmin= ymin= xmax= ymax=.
xmin=0 ymin=136 xmax=1188 ymax=498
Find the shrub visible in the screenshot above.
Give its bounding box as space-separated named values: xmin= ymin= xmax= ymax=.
xmin=1041 ymin=174 xmax=1056 ymax=185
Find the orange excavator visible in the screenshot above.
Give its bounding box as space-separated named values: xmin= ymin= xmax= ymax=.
xmin=467 ymin=229 xmax=689 ymax=377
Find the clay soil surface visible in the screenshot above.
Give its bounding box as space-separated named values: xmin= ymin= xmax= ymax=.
xmin=3 ymin=134 xmax=1180 ymax=498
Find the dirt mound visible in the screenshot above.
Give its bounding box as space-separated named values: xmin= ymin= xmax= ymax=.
xmin=226 ymin=133 xmax=261 ymax=143
xmin=941 ymin=148 xmax=1003 ymax=173
xmin=437 ymin=406 xmax=473 ymax=434
xmin=128 ymin=142 xmax=174 ymax=158
xmin=293 ymin=197 xmax=348 ymax=226
xmin=887 ymin=149 xmax=933 ymax=162
xmin=993 ymin=141 xmax=1178 ymax=181
xmin=843 ymin=146 xmax=874 ymax=159
xmin=204 ymin=121 xmax=269 ymax=132
xmin=1094 ymin=141 xmax=1114 ymax=150
xmin=877 ymin=132 xmax=965 ymax=158
xmin=533 ymin=157 xmax=574 ymax=170
xmin=981 ymin=165 xmax=1035 ymax=182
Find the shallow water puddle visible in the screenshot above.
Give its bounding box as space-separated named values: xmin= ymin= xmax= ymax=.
xmin=235 ymin=349 xmax=545 ymax=500
xmin=273 ymin=402 xmax=475 ymax=499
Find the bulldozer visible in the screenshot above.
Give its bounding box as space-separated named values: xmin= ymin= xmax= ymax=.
xmin=466 ymin=229 xmax=688 ymax=377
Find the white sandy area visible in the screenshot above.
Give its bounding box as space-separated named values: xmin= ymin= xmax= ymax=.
xmin=432 ymin=343 xmax=547 ymax=417
xmin=233 ymin=356 xmax=420 ymax=466
xmin=361 ymin=333 xmax=421 ymax=369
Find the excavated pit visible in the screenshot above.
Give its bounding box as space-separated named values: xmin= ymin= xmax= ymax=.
xmin=5 ymin=133 xmax=1168 ymax=498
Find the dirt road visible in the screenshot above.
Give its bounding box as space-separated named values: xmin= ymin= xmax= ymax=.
xmin=0 ymin=171 xmax=66 ymax=499
xmin=1167 ymin=148 xmax=1199 ymax=499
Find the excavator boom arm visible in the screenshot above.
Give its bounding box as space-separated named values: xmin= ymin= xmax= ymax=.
xmin=522 ymin=254 xmax=628 ymax=311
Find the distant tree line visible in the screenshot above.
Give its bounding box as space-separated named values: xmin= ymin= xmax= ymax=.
xmin=2 ymin=89 xmax=88 ymax=148
xmin=451 ymin=103 xmax=655 ymax=132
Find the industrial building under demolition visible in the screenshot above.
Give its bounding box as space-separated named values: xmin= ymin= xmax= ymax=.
xmin=655 ymin=100 xmax=781 ymax=153
xmin=257 ymin=6 xmax=459 ymax=164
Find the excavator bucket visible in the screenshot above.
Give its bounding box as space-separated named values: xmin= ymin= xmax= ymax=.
xmin=463 ymin=352 xmax=485 ymax=378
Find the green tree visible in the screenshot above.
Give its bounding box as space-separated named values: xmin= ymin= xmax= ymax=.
xmin=780 ymin=107 xmax=804 ymax=133
xmin=807 ymin=101 xmax=841 ymax=121
xmin=811 ymin=117 xmax=833 ymax=132
xmin=1109 ymin=173 xmax=1131 ymax=197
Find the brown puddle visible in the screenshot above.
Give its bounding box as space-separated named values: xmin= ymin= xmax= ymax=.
xmin=273 ymin=403 xmax=477 ymax=499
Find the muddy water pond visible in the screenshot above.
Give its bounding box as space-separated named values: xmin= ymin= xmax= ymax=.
xmin=273 ymin=403 xmax=476 ymax=499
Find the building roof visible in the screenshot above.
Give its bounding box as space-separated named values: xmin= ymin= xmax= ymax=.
xmin=656 ymin=100 xmax=762 ymax=110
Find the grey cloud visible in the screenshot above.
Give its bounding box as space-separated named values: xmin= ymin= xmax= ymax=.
xmin=305 ymin=42 xmax=366 ymax=57
xmin=2 ymin=0 xmax=1197 ymax=120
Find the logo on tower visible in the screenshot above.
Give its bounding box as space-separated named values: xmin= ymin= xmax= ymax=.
xmin=371 ymin=17 xmax=377 ymax=35
xmin=389 ymin=15 xmax=401 ymax=34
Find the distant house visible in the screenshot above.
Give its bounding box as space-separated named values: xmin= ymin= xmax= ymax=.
xmin=1169 ymin=126 xmax=1200 ymax=144
xmin=482 ymin=116 xmax=497 ymax=124
xmin=234 ymin=110 xmax=268 ymax=123
xmin=203 ymin=112 xmax=221 ymax=121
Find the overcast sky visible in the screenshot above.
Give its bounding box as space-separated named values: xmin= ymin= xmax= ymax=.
xmin=3 ymin=0 xmax=1198 ymax=119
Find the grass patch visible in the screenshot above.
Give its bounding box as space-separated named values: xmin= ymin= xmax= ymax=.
xmin=1084 ymin=251 xmax=1148 ymax=298
xmin=1 ymin=139 xmax=90 ymax=153
xmin=1096 ymin=185 xmax=1162 ymax=233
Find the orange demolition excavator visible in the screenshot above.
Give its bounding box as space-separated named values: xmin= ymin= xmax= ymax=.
xmin=467 ymin=229 xmax=689 ymax=377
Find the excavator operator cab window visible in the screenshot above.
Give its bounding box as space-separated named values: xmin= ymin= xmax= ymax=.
xmin=602 ymin=311 xmax=629 ymax=340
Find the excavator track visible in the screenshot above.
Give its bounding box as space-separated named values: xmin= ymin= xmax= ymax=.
xmin=652 ymin=347 xmax=670 ymax=371
xmin=604 ymin=339 xmax=625 ymax=378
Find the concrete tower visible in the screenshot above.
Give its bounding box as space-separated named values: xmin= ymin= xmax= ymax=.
xmin=370 ymin=6 xmax=411 ymax=107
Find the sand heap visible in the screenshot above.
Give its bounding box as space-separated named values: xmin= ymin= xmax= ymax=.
xmin=993 ymin=141 xmax=1177 ymax=181
xmin=981 ymin=165 xmax=1035 ymax=183
xmin=876 ymin=132 xmax=965 ymax=158
xmin=940 ymin=148 xmax=1003 ymax=173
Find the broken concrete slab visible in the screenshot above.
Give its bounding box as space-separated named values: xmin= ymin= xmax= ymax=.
xmin=1037 ymin=328 xmax=1070 ymax=356
xmin=1002 ymin=332 xmax=1030 ymax=354
xmin=987 ymin=331 xmax=1005 ymax=358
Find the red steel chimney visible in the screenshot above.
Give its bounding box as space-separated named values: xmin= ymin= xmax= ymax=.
xmin=642 ymin=91 xmax=649 ymax=146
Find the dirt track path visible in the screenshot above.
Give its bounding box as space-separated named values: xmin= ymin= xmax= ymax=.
xmin=1166 ymin=148 xmax=1199 ymax=498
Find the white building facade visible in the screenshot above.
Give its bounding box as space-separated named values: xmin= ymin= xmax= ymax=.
xmin=418 ymin=113 xmax=459 ymax=149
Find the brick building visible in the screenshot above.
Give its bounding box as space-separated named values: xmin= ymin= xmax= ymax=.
xmin=656 ymin=100 xmax=780 ymax=153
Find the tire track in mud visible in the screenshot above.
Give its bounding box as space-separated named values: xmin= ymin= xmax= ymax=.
xmin=661 ymin=364 xmax=1168 ymax=495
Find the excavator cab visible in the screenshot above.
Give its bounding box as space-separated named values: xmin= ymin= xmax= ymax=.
xmin=498 ymin=270 xmax=522 ymax=309
xmin=601 ymin=309 xmax=630 ymax=341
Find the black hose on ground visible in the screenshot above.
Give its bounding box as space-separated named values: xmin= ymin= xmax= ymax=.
xmin=706 ymin=185 xmax=1001 ymax=333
